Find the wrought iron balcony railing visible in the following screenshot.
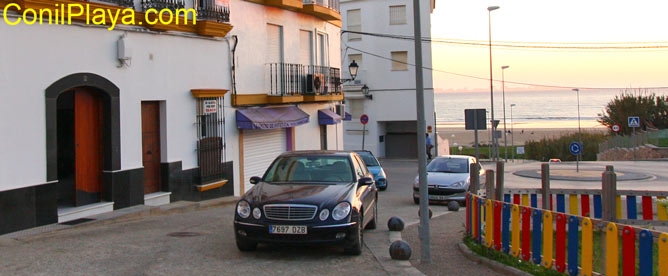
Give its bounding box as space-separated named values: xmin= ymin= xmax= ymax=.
xmin=141 ymin=0 xmax=185 ymax=12
xmin=197 ymin=0 xmax=230 ymax=22
xmin=266 ymin=63 xmax=342 ymax=97
xmin=303 ymin=0 xmax=339 ymax=12
xmin=98 ymin=0 xmax=135 ymax=8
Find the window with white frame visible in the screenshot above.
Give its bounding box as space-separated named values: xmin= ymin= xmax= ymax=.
xmin=347 ymin=9 xmax=361 ymax=41
xmin=391 ymin=51 xmax=408 ymax=71
xmin=266 ymin=24 xmax=283 ymax=64
xmin=389 ymin=5 xmax=406 ymax=25
xmin=299 ymin=30 xmax=313 ymax=66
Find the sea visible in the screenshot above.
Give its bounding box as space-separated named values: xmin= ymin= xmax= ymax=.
xmin=434 ymin=89 xmax=668 ymax=129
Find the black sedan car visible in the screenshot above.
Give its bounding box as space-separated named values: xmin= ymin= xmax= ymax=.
xmin=234 ymin=151 xmax=378 ymax=255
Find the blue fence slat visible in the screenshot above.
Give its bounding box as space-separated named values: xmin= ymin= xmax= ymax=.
xmin=556 ymin=194 xmax=565 ymax=213
xmin=627 ymin=195 xmax=638 ymax=220
xmin=593 ymin=195 xmax=602 ymax=218
xmin=504 ymin=194 xmax=511 ymax=203
xmin=531 ymin=194 xmax=538 ymax=208
xmin=532 ymin=209 xmax=543 ymax=265
xmin=568 ymin=216 xmax=579 ymax=276
xmin=639 ymin=229 xmax=653 ymax=276
xmin=502 ymin=203 xmax=511 ymax=253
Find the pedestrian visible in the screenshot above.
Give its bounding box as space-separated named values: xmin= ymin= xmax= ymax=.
xmin=425 ymin=133 xmax=433 ymax=160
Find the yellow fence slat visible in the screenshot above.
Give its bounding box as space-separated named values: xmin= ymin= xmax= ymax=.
xmin=606 ymin=222 xmax=619 ymax=276
xmin=485 ymin=199 xmax=494 ymax=248
xmin=569 ymin=194 xmax=579 ymax=215
xmin=581 ymin=218 xmax=593 ymax=276
xmin=511 ymin=204 xmax=520 ymax=257
xmin=521 ymin=194 xmax=529 ymax=206
xmin=542 ymin=211 xmax=553 ymax=268
xmin=617 ymin=196 xmax=622 ymax=219
xmin=658 ymin=197 xmax=668 ymax=221
xmin=660 ymin=233 xmax=668 ymax=276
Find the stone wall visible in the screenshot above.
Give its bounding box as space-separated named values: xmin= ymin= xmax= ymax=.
xmin=598 ymin=144 xmax=668 ymax=161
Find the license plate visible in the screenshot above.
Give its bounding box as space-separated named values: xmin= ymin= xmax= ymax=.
xmin=428 ymin=195 xmax=448 ymax=200
xmin=269 ymin=225 xmax=307 ymax=235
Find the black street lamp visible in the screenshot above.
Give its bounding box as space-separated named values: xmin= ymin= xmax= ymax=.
xmin=348 ymin=60 xmax=359 ymax=80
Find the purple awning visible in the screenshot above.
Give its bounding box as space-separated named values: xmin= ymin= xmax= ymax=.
xmin=344 ymin=112 xmax=352 ymax=121
xmin=318 ymin=109 xmax=342 ymax=125
xmin=236 ymin=106 xmax=309 ymax=129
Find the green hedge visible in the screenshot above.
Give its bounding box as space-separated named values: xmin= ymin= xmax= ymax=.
xmin=525 ymin=132 xmax=608 ymax=161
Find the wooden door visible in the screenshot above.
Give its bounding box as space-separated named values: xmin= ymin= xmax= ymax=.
xmin=141 ymin=102 xmax=161 ymax=194
xmin=74 ymin=88 xmax=102 ymax=206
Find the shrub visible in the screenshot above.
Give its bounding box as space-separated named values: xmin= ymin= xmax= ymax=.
xmin=598 ymin=89 xmax=668 ymax=135
xmin=525 ymin=132 xmax=608 ymax=161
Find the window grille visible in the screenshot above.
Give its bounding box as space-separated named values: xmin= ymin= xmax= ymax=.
xmin=196 ymin=97 xmax=227 ymax=183
xmin=391 ymin=51 xmax=408 ymax=71
xmin=389 ymin=5 xmax=406 ymax=25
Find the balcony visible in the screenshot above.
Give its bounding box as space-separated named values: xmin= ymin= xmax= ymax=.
xmin=232 ymin=63 xmax=343 ymax=106
xmin=302 ymin=0 xmax=340 ymax=21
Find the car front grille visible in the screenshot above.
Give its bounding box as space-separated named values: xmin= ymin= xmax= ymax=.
xmin=263 ymin=204 xmax=317 ymax=221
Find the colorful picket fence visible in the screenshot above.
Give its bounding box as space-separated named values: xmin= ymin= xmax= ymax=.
xmin=502 ymin=188 xmax=668 ymax=226
xmin=465 ymin=192 xmax=668 ymax=276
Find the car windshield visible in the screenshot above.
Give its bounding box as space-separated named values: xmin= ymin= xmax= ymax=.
xmin=356 ymin=152 xmax=379 ymax=167
xmin=426 ymin=158 xmax=469 ymax=173
xmin=263 ymin=156 xmax=354 ymax=183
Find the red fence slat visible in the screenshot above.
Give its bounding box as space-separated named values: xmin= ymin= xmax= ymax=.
xmin=555 ymin=213 xmax=566 ymax=273
xmin=513 ymin=194 xmax=520 ymax=205
xmin=622 ymin=226 xmax=636 ymax=276
xmin=642 ymin=196 xmax=653 ymax=220
xmin=581 ymin=194 xmax=591 ymax=217
xmin=521 ymin=206 xmax=531 ymax=261
xmin=494 ymin=201 xmax=502 ymax=251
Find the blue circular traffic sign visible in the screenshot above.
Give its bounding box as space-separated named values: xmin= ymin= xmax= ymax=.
xmin=360 ymin=114 xmax=369 ymax=125
xmin=569 ymin=142 xmax=582 ymax=155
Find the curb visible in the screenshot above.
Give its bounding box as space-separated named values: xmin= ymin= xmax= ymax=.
xmin=456 ymin=243 xmax=532 ymax=276
xmin=2 ymin=196 xmax=239 ymax=241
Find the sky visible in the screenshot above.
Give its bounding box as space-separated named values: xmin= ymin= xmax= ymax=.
xmin=429 ymin=1 xmax=668 ymax=92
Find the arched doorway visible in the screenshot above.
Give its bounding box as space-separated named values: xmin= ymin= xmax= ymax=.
xmin=46 ymin=73 xmax=120 ymax=207
xmin=57 ymin=88 xmax=107 ymax=206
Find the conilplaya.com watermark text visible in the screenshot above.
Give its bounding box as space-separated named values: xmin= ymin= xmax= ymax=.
xmin=3 ymin=3 xmax=196 ymax=31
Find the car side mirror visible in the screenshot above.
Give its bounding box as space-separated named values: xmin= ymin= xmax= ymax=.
xmin=358 ymin=177 xmax=373 ymax=186
xmin=249 ymin=176 xmax=261 ymax=185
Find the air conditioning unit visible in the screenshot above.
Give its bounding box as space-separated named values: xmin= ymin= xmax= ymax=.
xmin=306 ymin=73 xmax=324 ymax=94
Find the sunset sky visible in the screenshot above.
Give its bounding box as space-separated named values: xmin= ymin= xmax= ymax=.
xmin=430 ymin=1 xmax=668 ymax=92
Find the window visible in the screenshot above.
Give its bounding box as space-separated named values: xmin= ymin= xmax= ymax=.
xmin=389 ymin=5 xmax=406 ymax=25
xmin=299 ymin=30 xmax=313 ymax=66
xmin=316 ymin=33 xmax=328 ymax=66
xmin=196 ymin=97 xmax=227 ymax=183
xmin=347 ymin=9 xmax=361 ymax=41
xmin=349 ymin=99 xmax=363 ymax=119
xmin=266 ymin=24 xmax=283 ymax=64
xmin=391 ymin=51 xmax=408 ymax=71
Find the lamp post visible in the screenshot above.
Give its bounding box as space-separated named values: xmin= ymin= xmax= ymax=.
xmin=573 ymin=88 xmax=582 ymax=172
xmin=487 ymin=5 xmax=499 ymax=161
xmin=501 ymin=65 xmax=509 ymax=162
xmin=510 ymin=103 xmax=516 ymax=161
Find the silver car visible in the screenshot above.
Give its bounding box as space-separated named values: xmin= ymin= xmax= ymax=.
xmin=412 ymin=155 xmax=485 ymax=205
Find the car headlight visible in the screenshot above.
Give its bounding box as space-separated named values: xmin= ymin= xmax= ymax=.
xmin=319 ymin=209 xmax=330 ymax=221
xmin=252 ymin=207 xmax=262 ymax=219
xmin=237 ymin=201 xmax=251 ymax=218
xmin=332 ymin=202 xmax=351 ymax=220
xmin=378 ymin=170 xmax=386 ymax=178
xmin=452 ymin=181 xmax=466 ymax=188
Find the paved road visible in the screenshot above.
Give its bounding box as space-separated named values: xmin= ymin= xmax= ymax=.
xmin=498 ymin=160 xmax=668 ymax=190
xmin=0 ymin=159 xmax=451 ymax=276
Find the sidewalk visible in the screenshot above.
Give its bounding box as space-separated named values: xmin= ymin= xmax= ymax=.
xmin=401 ymin=209 xmax=498 ymax=276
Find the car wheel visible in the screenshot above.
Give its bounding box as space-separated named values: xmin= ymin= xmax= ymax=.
xmin=413 ymin=197 xmax=419 ymax=205
xmin=344 ymin=214 xmax=363 ymax=255
xmin=236 ymin=236 xmax=258 ymax=251
xmin=365 ymin=203 xmax=377 ymax=230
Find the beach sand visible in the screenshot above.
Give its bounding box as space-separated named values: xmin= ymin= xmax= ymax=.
xmin=437 ymin=125 xmax=607 ymax=147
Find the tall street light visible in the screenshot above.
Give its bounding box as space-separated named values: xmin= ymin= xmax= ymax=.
xmin=510 ymin=103 xmax=516 ymax=160
xmin=487 ymin=5 xmax=499 ymax=161
xmin=573 ymin=88 xmax=582 ymax=172
xmin=501 ymin=65 xmax=509 ymax=162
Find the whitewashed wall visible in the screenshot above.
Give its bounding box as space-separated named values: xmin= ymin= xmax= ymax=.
xmin=341 ymin=0 xmax=435 ymax=158
xmin=0 ymin=22 xmax=232 ymax=192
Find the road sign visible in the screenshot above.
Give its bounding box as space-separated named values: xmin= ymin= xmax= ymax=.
xmin=611 ymin=124 xmax=621 ymax=133
xmin=628 ymin=116 xmax=640 ymax=128
xmin=464 ymin=109 xmax=486 ymax=130
xmin=360 ymin=114 xmax=369 ymax=125
xmin=569 ymin=142 xmax=582 ymax=155
xmin=427 ymin=126 xmax=432 ymax=133
xmin=516 ymin=146 xmax=525 ymax=155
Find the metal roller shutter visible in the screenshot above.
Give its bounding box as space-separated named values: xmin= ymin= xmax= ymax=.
xmin=385 ymin=133 xmax=417 ymax=158
xmin=243 ymin=128 xmax=286 ymax=192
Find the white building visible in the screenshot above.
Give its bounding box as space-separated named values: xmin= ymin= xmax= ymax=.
xmin=0 ymin=0 xmax=342 ymax=234
xmin=340 ymin=0 xmax=435 ymax=158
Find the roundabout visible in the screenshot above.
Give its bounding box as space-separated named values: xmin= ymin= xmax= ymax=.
xmin=513 ymin=168 xmax=652 ymax=182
